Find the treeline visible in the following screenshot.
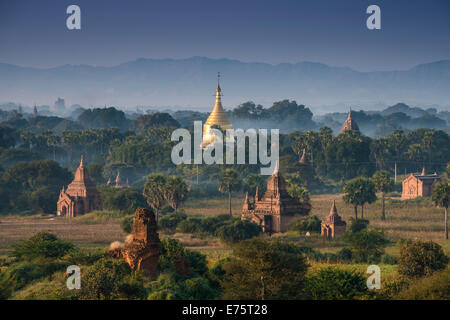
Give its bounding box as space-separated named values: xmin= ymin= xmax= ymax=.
xmin=285 ymin=127 xmax=449 ymax=182
xmin=0 ymin=103 xmax=449 ymax=214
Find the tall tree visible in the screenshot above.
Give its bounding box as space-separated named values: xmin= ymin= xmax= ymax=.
xmin=163 ymin=176 xmax=188 ymax=213
xmin=221 ymin=239 xmax=308 ymax=300
xmin=218 ymin=169 xmax=242 ymax=216
xmin=343 ymin=177 xmax=377 ymax=219
xmin=285 ymin=173 xmax=310 ymax=202
xmin=244 ymin=173 xmax=265 ymax=199
xmin=372 ymin=170 xmax=394 ymax=221
xmin=432 ymin=182 xmax=449 ymax=240
xmin=143 ymin=174 xmax=167 ymax=222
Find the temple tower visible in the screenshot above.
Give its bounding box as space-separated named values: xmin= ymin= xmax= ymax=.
xmin=201 ymin=73 xmax=232 ymax=147
xmin=57 ymin=155 xmax=102 ymax=217
xmin=339 ymin=108 xmax=360 ymax=134
xmin=321 ymin=200 xmax=346 ymax=239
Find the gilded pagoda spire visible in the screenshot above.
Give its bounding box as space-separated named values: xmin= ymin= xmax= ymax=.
xmin=202 ymin=73 xmax=232 ymax=147
xmin=204 ymin=72 xmax=232 ymax=128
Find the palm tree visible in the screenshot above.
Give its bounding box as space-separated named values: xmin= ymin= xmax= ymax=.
xmin=372 ymin=170 xmax=394 ymax=220
xmin=163 ymin=176 xmax=189 ymax=213
xmin=218 ymin=169 xmax=242 ymax=216
xmin=245 ymin=174 xmax=265 ymax=199
xmin=43 ymin=131 xmax=61 ymax=161
xmin=20 ymin=131 xmax=35 ymax=150
xmin=343 ymin=177 xmax=377 ymax=219
xmin=422 ymin=131 xmax=436 ymax=170
xmin=143 ymin=174 xmax=166 ymax=222
xmin=432 ymin=182 xmax=449 ymax=240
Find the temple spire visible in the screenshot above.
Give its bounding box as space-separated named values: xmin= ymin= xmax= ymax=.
xmin=80 ymin=155 xmax=84 ymax=168
xmin=201 ymin=73 xmax=232 ymax=147
xmin=299 ymin=148 xmax=307 ymax=164
xmin=329 ymin=200 xmax=338 ymax=216
xmin=421 ymin=166 xmax=426 ymax=176
xmin=273 ymin=160 xmax=279 ymax=175
xmin=215 ymin=72 xmax=222 ymax=103
xmin=339 ymin=108 xmax=360 ymax=134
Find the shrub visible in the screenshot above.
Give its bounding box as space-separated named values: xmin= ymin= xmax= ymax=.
xmin=377 ymin=277 xmax=410 ymax=299
xmin=183 ymin=277 xmax=220 ymax=300
xmin=159 ymin=212 xmax=187 ymax=231
xmin=398 ymin=240 xmax=448 ymax=278
xmin=121 ymin=215 xmax=134 ymax=234
xmin=381 ymin=254 xmax=398 ymax=265
xmin=117 ymin=272 xmax=148 ymax=300
xmin=215 ymin=220 xmax=261 ymax=243
xmin=395 ymin=267 xmax=450 ymax=300
xmin=78 ymin=258 xmax=131 ymax=300
xmin=342 ymin=230 xmax=389 ymax=263
xmin=101 ymin=186 xmax=147 ymax=214
xmin=147 ymin=273 xmax=183 ymax=300
xmin=337 ymin=248 xmax=353 ymax=262
xmin=158 ymin=238 xmax=208 ymax=278
xmin=62 ymin=250 xmax=104 ymax=266
xmin=158 ymin=238 xmax=186 ymax=273
xmin=6 ymin=259 xmax=66 ymax=290
xmin=185 ymin=250 xmax=208 ymax=276
xmin=348 ymin=218 xmax=370 ymax=233
xmin=289 ymin=215 xmax=321 ymax=233
xmin=0 ymin=269 xmax=18 ymax=299
xmin=10 ymin=272 xmax=77 ymax=300
xmin=201 ymin=215 xmax=233 ymax=234
xmin=303 ymin=267 xmax=370 ymax=300
xmin=13 ymin=232 xmax=75 ymax=261
xmin=178 ymin=218 xmax=202 ymax=234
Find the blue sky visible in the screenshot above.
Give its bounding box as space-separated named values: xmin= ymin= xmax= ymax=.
xmin=0 ymin=0 xmax=449 ymax=71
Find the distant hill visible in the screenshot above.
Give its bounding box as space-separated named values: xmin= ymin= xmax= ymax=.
xmin=381 ymin=103 xmax=428 ymax=117
xmin=0 ymin=57 xmax=449 ymax=112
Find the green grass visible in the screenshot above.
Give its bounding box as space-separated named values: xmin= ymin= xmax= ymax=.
xmin=73 ymin=210 xmax=125 ymax=224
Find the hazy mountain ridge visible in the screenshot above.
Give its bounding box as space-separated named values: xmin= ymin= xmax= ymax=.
xmin=0 ymin=57 xmax=449 ymax=112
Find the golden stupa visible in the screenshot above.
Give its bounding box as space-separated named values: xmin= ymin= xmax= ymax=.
xmin=201 ymin=73 xmax=232 ymax=147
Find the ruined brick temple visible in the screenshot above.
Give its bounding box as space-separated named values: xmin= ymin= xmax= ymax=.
xmin=321 ymin=200 xmax=346 ymax=239
xmin=241 ymin=163 xmax=311 ymax=233
xmin=57 ymin=155 xmax=102 ymax=217
xmin=108 ymin=208 xmax=160 ymax=277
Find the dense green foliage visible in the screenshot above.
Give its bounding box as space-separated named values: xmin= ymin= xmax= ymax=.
xmin=13 ymin=232 xmax=75 ymax=260
xmin=221 ymin=239 xmax=309 ymax=299
xmin=0 ymin=160 xmax=72 ymax=213
xmin=342 ymin=230 xmax=389 ymax=263
xmin=0 ymin=103 xmax=448 ymax=215
xmin=177 ymin=214 xmax=261 ymax=243
xmin=348 ymin=218 xmax=370 ymax=233
xmin=100 ymin=186 xmax=147 ymax=214
xmin=343 ymin=177 xmax=377 ymax=219
xmin=398 ymin=240 xmax=448 ymax=278
xmin=289 ymin=215 xmax=321 ymax=233
xmin=303 ymin=267 xmax=370 ymax=300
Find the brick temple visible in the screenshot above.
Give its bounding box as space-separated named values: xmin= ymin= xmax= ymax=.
xmin=57 ymin=156 xmax=102 ymax=217
xmin=321 ymin=200 xmax=346 ymax=239
xmin=401 ymin=167 xmax=440 ymax=200
xmin=241 ymin=163 xmax=311 ymax=233
xmin=339 ymin=109 xmax=360 ymax=134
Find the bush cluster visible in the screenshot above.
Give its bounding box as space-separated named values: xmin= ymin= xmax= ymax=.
xmin=176 ymin=215 xmax=261 ymax=243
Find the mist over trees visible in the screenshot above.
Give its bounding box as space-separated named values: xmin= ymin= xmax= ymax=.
xmin=0 ymin=99 xmax=448 ymax=214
